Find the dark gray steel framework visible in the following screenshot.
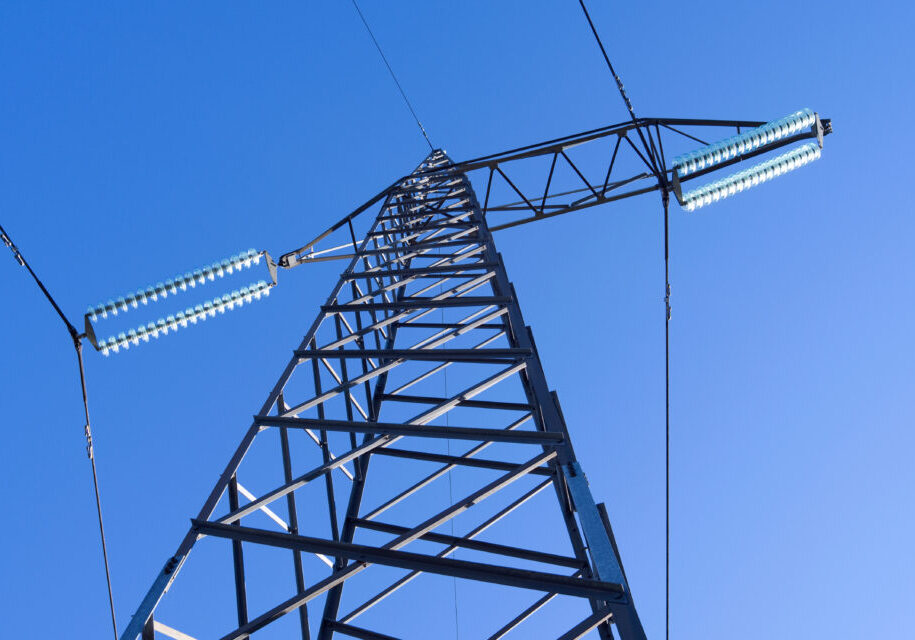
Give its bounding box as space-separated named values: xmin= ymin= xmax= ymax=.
xmin=121 ymin=111 xmax=833 ymax=639
xmin=122 ymin=150 xmax=648 ymax=640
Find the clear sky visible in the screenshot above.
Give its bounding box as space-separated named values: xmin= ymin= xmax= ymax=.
xmin=1 ymin=1 xmax=912 ymax=639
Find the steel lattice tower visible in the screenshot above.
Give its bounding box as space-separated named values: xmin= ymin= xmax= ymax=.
xmin=123 ymin=150 xmax=647 ymax=640
xmin=111 ymin=106 xmax=830 ymax=639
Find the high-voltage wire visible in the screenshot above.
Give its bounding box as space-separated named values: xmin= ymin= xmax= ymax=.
xmin=349 ymin=0 xmax=434 ymax=151
xmin=576 ymin=0 xmax=636 ymax=122
xmin=575 ymin=4 xmax=670 ymax=635
xmin=662 ymin=193 xmax=671 ymax=640
xmin=2 ymin=223 xmax=76 ymax=335
xmin=576 ymin=0 xmax=661 ymax=175
xmin=1 ymin=222 xmax=119 ymax=640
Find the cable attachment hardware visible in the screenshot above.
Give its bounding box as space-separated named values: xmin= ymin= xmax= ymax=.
xmin=665 ymin=284 xmax=671 ymax=320
xmin=84 ymin=423 xmax=94 ymax=459
xmin=1 ymin=226 xmax=26 ymax=266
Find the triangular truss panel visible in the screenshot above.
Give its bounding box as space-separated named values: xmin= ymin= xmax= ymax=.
xmin=122 ymin=151 xmax=646 ymax=640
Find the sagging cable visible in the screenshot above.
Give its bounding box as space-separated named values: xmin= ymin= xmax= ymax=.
xmin=85 ymin=249 xmax=277 ymax=355
xmin=1 ymin=222 xmax=119 ymax=640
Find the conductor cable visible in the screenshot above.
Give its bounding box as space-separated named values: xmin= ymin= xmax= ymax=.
xmin=1 ymin=222 xmax=119 ymax=640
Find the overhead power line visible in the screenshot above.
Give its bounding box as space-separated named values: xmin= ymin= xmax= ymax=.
xmin=662 ymin=192 xmax=671 ymax=640
xmin=576 ymin=0 xmax=662 ymax=177
xmin=574 ymin=4 xmax=670 ymax=638
xmin=576 ymin=0 xmax=636 ymax=122
xmin=349 ymin=0 xmax=435 ymax=151
xmin=1 ymin=222 xmax=119 ymax=640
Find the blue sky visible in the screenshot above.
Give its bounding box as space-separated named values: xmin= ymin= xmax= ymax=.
xmin=1 ymin=1 xmax=913 ymax=638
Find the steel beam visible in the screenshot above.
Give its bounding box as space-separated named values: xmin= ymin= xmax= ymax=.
xmin=192 ymin=521 xmax=624 ymax=601
xmin=253 ymin=415 xmax=564 ymax=445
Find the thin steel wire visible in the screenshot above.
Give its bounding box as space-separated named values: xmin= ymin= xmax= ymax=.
xmin=662 ymin=193 xmax=671 ymax=640
xmin=1 ymin=222 xmax=119 ymax=640
xmin=574 ymin=5 xmax=671 ymax=633
xmin=349 ymin=0 xmax=434 ymax=151
xmin=576 ymin=0 xmax=636 ymax=122
xmin=576 ymin=0 xmax=661 ymax=176
xmin=440 ymin=280 xmax=460 ymax=639
xmin=77 ymin=341 xmax=119 ymax=640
